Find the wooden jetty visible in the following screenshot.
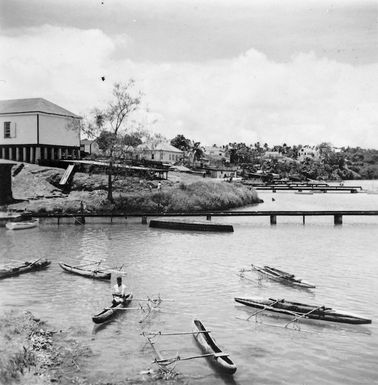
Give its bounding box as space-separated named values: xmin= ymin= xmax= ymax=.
xmin=242 ymin=181 xmax=362 ymax=193
xmin=30 ymin=210 xmax=378 ymax=226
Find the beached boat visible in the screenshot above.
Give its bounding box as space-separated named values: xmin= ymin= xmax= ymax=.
xmin=234 ymin=297 xmax=372 ymax=325
xmin=92 ymin=293 xmax=133 ymax=324
xmin=5 ymin=219 xmax=39 ymax=230
xmin=0 ymin=259 xmax=51 ymax=279
xmin=193 ymin=319 xmax=237 ymax=374
xmin=58 ymin=262 xmax=111 ymax=280
xmin=251 ymin=264 xmax=316 ymax=288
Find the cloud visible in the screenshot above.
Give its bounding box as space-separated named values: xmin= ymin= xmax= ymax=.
xmin=1 ymin=25 xmax=377 ymax=148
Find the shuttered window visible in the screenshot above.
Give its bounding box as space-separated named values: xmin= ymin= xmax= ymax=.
xmin=4 ymin=122 xmax=11 ymax=138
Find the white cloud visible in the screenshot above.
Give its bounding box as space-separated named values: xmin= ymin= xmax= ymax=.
xmin=1 ymin=25 xmax=377 ymax=148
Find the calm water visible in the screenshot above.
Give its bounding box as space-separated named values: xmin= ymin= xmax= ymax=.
xmin=1 ymin=181 xmax=378 ymax=384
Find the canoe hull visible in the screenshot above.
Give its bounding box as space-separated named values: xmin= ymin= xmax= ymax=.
xmin=192 ymin=319 xmax=237 ymax=374
xmin=235 ymin=297 xmax=372 ymax=325
xmin=92 ymin=293 xmax=133 ymax=324
xmin=59 ymin=263 xmax=111 ymax=280
xmin=252 ymin=265 xmax=316 ymax=288
xmin=0 ymin=259 xmax=51 ymax=279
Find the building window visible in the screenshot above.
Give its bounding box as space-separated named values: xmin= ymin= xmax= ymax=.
xmin=4 ymin=122 xmax=11 ymax=138
xmin=151 ymin=153 xmax=155 ymax=160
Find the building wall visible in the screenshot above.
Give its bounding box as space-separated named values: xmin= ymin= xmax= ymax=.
xmin=39 ymin=114 xmax=80 ymax=146
xmin=0 ymin=114 xmax=37 ymax=144
xmin=138 ymin=150 xmax=182 ymax=164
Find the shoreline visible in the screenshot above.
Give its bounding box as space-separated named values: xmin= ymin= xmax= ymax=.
xmin=4 ymin=163 xmax=263 ymax=216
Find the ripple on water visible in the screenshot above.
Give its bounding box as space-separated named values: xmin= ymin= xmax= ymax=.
xmin=1 ymin=192 xmax=378 ymax=384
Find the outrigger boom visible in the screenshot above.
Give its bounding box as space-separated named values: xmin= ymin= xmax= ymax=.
xmin=142 ymin=330 xmax=212 ymax=337
xmin=154 ymin=352 xmax=229 ymax=364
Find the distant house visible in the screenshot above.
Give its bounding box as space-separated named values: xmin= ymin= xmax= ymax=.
xmin=263 ymin=151 xmax=284 ymax=160
xmin=135 ymin=142 xmax=183 ymax=164
xmin=298 ymin=146 xmax=320 ymax=162
xmin=80 ymin=139 xmax=100 ymax=155
xmin=0 ymin=98 xmax=81 ymax=163
xmin=204 ymin=167 xmax=237 ymax=179
xmin=203 ymin=145 xmax=229 ymax=162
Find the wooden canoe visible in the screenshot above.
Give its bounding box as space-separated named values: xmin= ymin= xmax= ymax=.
xmin=0 ymin=259 xmax=51 ymax=279
xmin=92 ymin=293 xmax=133 ymax=324
xmin=192 ymin=319 xmax=237 ymax=374
xmin=235 ymin=297 xmax=372 ymax=325
xmin=251 ymin=264 xmax=316 ymax=289
xmin=58 ymin=262 xmax=111 ymax=280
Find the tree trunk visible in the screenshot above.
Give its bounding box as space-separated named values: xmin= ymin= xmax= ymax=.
xmin=107 ymin=160 xmax=113 ymax=202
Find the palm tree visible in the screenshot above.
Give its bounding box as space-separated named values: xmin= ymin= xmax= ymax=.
xmin=191 ymin=141 xmax=204 ymax=167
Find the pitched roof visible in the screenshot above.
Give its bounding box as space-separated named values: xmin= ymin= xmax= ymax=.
xmin=0 ymin=98 xmax=81 ymax=118
xmin=137 ymin=142 xmax=183 ymax=153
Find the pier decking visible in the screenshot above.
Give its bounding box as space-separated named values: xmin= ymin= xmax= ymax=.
xmin=27 ymin=210 xmax=378 ymax=226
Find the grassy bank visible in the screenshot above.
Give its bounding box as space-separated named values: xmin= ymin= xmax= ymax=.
xmin=8 ymin=164 xmax=262 ymax=214
xmin=0 ymin=311 xmax=90 ymax=385
xmin=94 ymin=181 xmax=262 ymax=213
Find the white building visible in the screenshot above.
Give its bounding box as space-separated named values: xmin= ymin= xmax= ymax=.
xmin=80 ymin=139 xmax=100 ymax=155
xmin=203 ymin=145 xmax=230 ymax=162
xmin=0 ymin=98 xmax=81 ymax=163
xmin=135 ymin=142 xmax=183 ymax=164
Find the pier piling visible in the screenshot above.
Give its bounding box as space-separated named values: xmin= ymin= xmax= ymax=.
xmin=334 ymin=214 xmax=343 ymax=225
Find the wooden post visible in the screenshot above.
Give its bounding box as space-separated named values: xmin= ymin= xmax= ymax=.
xmin=334 ymin=214 xmax=343 ymax=225
xmin=270 ymin=215 xmax=277 ymax=225
xmin=142 ymin=216 xmax=147 ymax=224
xmin=302 ymin=215 xmax=305 ymax=225
xmin=206 ymin=214 xmax=211 ymax=221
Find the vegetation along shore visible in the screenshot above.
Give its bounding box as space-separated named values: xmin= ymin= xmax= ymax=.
xmin=6 ymin=163 xmax=262 ymax=215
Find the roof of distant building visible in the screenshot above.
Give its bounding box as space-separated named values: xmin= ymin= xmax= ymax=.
xmin=0 ymin=98 xmax=81 ymax=118
xmin=137 ymin=142 xmax=183 ymax=153
xmin=80 ymin=139 xmax=95 ymax=145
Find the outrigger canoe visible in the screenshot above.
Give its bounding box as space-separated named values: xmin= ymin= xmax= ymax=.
xmin=193 ymin=319 xmax=237 ymax=374
xmin=0 ymin=259 xmax=51 ymax=279
xmin=92 ymin=293 xmax=133 ymax=324
xmin=235 ymin=297 xmax=372 ymax=325
xmin=58 ymin=262 xmax=111 ymax=280
xmin=251 ymin=264 xmax=316 ymax=289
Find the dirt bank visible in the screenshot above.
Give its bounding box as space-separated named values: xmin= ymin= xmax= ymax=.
xmin=7 ymin=163 xmax=262 ymax=214
xmin=0 ymin=311 xmax=91 ymax=385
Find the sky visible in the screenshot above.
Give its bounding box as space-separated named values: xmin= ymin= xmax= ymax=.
xmin=0 ymin=0 xmax=377 ymax=148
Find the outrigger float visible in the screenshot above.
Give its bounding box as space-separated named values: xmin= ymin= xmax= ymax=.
xmin=235 ymin=297 xmax=372 ymax=325
xmin=142 ymin=319 xmax=236 ymax=376
xmin=241 ymin=264 xmax=316 ymax=289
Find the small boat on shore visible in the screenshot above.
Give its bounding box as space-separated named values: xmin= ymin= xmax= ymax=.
xmin=58 ymin=262 xmax=111 ymax=280
xmin=251 ymin=264 xmax=316 ymax=289
xmin=6 ymin=219 xmax=39 ymax=230
xmin=92 ymin=293 xmax=133 ymax=324
xmin=193 ymin=319 xmax=237 ymax=374
xmin=0 ymin=258 xmax=51 ymax=279
xmin=235 ymin=297 xmax=372 ymax=325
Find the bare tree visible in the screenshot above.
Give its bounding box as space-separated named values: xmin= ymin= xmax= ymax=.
xmin=92 ymin=80 xmax=142 ymax=201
